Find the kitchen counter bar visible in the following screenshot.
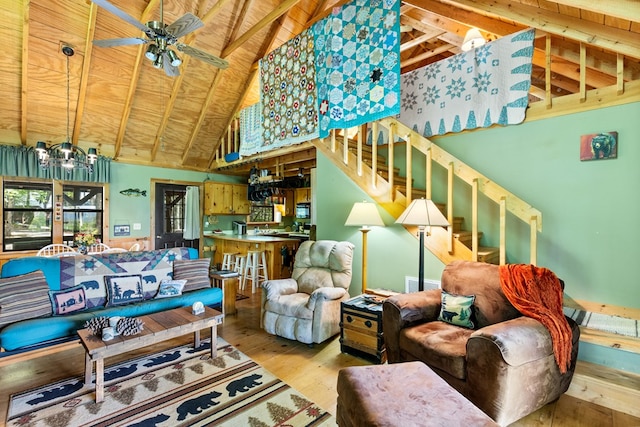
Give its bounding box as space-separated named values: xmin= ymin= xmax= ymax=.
xmin=205 ymin=234 xmax=301 ymax=282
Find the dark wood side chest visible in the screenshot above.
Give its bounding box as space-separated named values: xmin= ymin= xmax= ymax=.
xmin=340 ymin=295 xmax=386 ymax=364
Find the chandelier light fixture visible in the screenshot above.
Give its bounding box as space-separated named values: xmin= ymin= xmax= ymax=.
xmin=35 ymin=46 xmax=98 ymax=172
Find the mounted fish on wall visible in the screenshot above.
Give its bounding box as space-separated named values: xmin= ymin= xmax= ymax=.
xmin=120 ymin=188 xmax=147 ymax=197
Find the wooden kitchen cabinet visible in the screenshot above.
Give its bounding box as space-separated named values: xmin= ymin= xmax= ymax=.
xmin=295 ymin=187 xmax=311 ymax=204
xmin=284 ymin=189 xmax=295 ymax=216
xmin=232 ymin=185 xmax=250 ymax=215
xmin=204 ymin=182 xmax=249 ymax=215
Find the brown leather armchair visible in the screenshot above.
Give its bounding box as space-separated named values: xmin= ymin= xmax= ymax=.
xmin=382 ymin=260 xmax=580 ymax=426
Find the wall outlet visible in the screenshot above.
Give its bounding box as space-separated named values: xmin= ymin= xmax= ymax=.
xmin=133 ymin=223 xmax=141 ymax=230
xmin=404 ymin=276 xmax=441 ymax=293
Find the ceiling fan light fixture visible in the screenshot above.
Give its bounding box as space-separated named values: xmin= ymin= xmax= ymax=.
xmin=462 ymin=28 xmax=486 ymax=52
xmin=166 ymin=49 xmax=181 ymax=67
xmin=153 ymin=54 xmax=164 ymax=69
xmin=145 ymin=44 xmax=159 ymax=61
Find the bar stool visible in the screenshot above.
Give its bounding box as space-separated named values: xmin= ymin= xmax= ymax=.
xmin=221 ymin=252 xmax=237 ymax=271
xmin=243 ymin=250 xmax=268 ymax=293
xmin=234 ymin=254 xmax=247 ymax=291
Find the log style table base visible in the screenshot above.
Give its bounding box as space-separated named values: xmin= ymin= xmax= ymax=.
xmin=78 ymin=306 xmax=223 ymax=403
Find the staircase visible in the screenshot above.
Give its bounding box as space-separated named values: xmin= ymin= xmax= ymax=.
xmin=314 ymin=119 xmax=541 ymax=266
xmin=314 ymin=119 xmax=640 ymax=419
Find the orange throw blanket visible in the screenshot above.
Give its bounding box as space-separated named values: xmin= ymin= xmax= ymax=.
xmin=499 ymin=264 xmax=572 ymax=374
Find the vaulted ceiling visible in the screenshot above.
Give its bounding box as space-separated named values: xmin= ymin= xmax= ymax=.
xmin=1 ymin=1 xmax=638 ymax=178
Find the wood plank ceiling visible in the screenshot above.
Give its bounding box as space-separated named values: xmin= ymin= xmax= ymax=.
xmin=0 ymin=0 xmax=638 ymax=178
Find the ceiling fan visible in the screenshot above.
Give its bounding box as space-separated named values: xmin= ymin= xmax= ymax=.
xmin=91 ymin=0 xmax=228 ymax=76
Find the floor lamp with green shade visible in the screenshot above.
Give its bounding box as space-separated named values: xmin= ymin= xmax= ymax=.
xmin=345 ymin=201 xmax=385 ymax=294
xmin=396 ymin=198 xmax=449 ymax=291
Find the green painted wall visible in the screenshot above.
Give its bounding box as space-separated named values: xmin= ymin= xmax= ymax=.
xmin=108 ymin=162 xmax=244 ymax=239
xmin=315 ymin=101 xmax=640 ymax=374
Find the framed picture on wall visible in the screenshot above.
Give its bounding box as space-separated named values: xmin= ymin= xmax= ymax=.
xmin=580 ymin=131 xmax=618 ymax=161
xmin=114 ymin=224 xmax=130 ymax=236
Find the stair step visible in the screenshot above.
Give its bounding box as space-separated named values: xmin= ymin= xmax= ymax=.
xmin=477 ymin=247 xmax=500 ymax=264
xmin=453 ymin=230 xmax=484 ymax=248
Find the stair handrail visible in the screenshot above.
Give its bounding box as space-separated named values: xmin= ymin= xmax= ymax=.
xmin=378 ymin=117 xmax=542 ymax=231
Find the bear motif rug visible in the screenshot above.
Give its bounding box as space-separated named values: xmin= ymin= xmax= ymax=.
xmin=7 ymin=339 xmax=335 ymax=426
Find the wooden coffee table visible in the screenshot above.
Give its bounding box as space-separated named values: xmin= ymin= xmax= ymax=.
xmin=78 ymin=306 xmax=223 ymax=402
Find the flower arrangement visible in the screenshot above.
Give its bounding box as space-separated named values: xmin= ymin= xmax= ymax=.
xmin=74 ymin=231 xmax=97 ymax=247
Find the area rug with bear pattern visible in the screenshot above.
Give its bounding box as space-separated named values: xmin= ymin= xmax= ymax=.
xmin=7 ymin=338 xmax=335 ymax=426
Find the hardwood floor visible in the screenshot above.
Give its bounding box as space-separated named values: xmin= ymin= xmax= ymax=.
xmin=1 ymin=291 xmax=639 ymax=426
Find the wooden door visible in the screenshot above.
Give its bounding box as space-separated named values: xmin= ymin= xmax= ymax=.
xmin=154 ymin=183 xmax=199 ymax=249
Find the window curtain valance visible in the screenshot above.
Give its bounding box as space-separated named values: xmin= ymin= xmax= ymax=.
xmin=0 ymin=144 xmax=111 ymax=183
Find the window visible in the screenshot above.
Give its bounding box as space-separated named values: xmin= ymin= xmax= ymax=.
xmin=163 ymin=188 xmax=186 ymax=234
xmin=3 ymin=182 xmax=53 ymax=251
xmin=63 ymin=184 xmax=104 ymax=245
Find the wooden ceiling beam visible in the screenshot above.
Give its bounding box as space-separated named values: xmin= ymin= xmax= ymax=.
xmin=72 ymin=3 xmax=98 ymax=150
xmin=545 ymin=0 xmax=640 ymax=22
xmin=112 ymin=0 xmax=160 ymax=160
xmin=158 ymin=0 xmax=232 ymax=164
xmin=405 ymin=3 xmax=617 ymax=88
xmin=400 ymin=29 xmax=446 ymax=52
xmin=435 ymin=0 xmax=640 ymax=59
xmin=221 ymin=0 xmax=304 ymax=59
xmin=20 ymin=2 xmax=29 ymax=144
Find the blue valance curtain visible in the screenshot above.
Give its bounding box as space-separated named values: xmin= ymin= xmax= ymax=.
xmin=0 ymin=144 xmax=111 ymax=182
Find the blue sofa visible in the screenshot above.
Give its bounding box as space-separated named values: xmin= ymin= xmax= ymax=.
xmin=0 ymin=248 xmax=221 ymax=353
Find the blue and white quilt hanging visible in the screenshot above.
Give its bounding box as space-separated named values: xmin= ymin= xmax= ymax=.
xmin=312 ymin=0 xmax=401 ymax=137
xmin=239 ymin=102 xmax=264 ymax=156
xmin=398 ymin=28 xmax=536 ymax=137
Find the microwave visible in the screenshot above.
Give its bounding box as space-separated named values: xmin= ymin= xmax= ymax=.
xmin=296 ymin=203 xmax=311 ymax=219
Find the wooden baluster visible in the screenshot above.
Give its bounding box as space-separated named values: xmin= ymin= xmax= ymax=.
xmin=472 ymin=178 xmax=478 ymax=261
xmin=388 ymin=123 xmax=395 ymax=200
xmin=405 ymin=133 xmax=412 ymax=203
xmin=530 ymin=216 xmax=538 ymax=266
xmin=447 ymin=162 xmax=454 ymax=253
xmin=371 ymin=121 xmax=378 ymax=188
xmin=500 ymin=197 xmax=506 ymax=265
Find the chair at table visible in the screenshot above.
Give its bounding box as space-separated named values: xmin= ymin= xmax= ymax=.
xmin=88 ymin=243 xmax=111 ymax=254
xmin=36 ymin=244 xmax=79 ymax=257
xmin=102 ymin=247 xmax=127 ymax=254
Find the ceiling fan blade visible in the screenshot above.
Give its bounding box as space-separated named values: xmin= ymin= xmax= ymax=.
xmin=176 ymin=44 xmax=229 ymax=69
xmin=166 ymin=13 xmax=204 ymax=39
xmin=93 ymin=37 xmax=148 ymax=47
xmin=163 ymin=53 xmax=181 ymax=77
xmin=90 ymin=0 xmax=155 ymax=39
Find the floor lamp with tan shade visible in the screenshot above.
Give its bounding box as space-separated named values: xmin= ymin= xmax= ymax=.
xmin=396 ymin=198 xmax=449 ymax=291
xmin=345 ymin=201 xmax=385 ymax=294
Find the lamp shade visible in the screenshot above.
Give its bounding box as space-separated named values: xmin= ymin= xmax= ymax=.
xmin=461 ymin=28 xmax=486 ymax=52
xmin=345 ymin=202 xmax=385 ymax=227
xmin=396 ymin=198 xmax=449 ymax=227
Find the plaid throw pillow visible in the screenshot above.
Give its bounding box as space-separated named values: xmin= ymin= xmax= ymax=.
xmin=0 ymin=270 xmax=52 ymax=327
xmin=173 ymin=259 xmax=211 ymax=292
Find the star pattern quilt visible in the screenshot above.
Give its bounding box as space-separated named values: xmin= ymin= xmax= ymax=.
xmin=399 ymin=28 xmax=535 ymax=137
xmin=313 ymin=0 xmax=401 ymax=137
xmin=258 ymin=28 xmax=319 ymax=150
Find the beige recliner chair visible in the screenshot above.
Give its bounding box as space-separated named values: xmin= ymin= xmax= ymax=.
xmin=261 ymin=240 xmax=354 ymax=344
